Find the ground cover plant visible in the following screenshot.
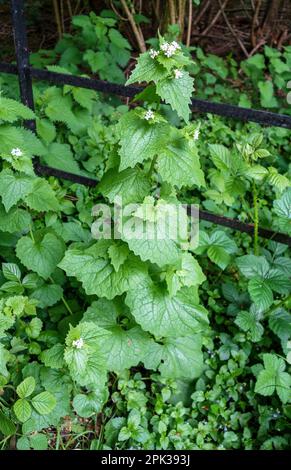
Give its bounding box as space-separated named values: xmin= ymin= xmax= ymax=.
xmin=0 ymin=20 xmax=290 ymax=451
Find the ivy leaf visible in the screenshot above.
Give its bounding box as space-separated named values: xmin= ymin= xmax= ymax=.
xmin=16 ymin=377 xmax=36 ymax=399
xmin=126 ymin=282 xmax=208 ymax=337
xmin=117 ymin=110 xmax=168 ymax=170
xmin=16 ymin=232 xmax=65 ymax=280
xmin=156 ymin=72 xmax=194 ymax=123
xmin=14 ymin=399 xmax=32 ymax=423
xmin=0 ymin=204 xmax=31 ymax=233
xmin=255 ymin=354 xmax=291 ymax=403
xmin=59 ymin=242 xmax=148 ymax=300
xmin=24 ymin=178 xmax=60 ymax=212
xmin=99 ymin=168 xmax=151 ymax=205
xmin=83 ymin=299 xmax=156 ymax=372
xmin=0 ymin=170 xmax=33 ymax=211
xmin=157 ymin=132 xmax=204 ymax=189
xmin=31 ymin=392 xmax=56 ymax=415
xmin=143 ymin=335 xmax=204 ymax=379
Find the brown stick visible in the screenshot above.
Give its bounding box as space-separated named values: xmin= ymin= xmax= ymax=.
xmin=202 ymin=0 xmax=229 ymax=36
xmin=217 ymin=0 xmax=249 ymax=57
xmin=52 ymin=0 xmax=63 ymax=39
xmin=193 ymin=0 xmax=210 ymax=26
xmin=186 ymin=0 xmax=193 ymax=47
xmin=120 ymin=0 xmax=146 ymax=52
xmin=178 ymin=0 xmax=186 ymax=40
xmin=168 ymin=0 xmax=177 ymax=24
xmin=251 ymin=0 xmax=262 ymax=48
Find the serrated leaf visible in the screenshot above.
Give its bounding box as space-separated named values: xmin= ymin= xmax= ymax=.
xmin=2 ymin=263 xmax=21 ymax=282
xmin=248 ymin=277 xmax=273 ymax=311
xmin=30 ymin=433 xmax=48 ymax=450
xmin=99 ymin=167 xmax=151 ymax=205
xmin=17 ymin=377 xmax=36 ymax=398
xmin=0 ymin=169 xmax=33 ymax=211
xmin=14 ymin=399 xmax=31 ymax=422
xmin=43 ymin=142 xmax=80 ymax=175
xmin=24 ymin=178 xmax=60 ymax=212
xmin=157 ymin=133 xmax=204 ymax=189
xmin=236 ymin=255 xmax=270 ymax=279
xmin=0 ymin=204 xmax=31 ymax=233
xmin=269 ymin=309 xmax=291 ymax=344
xmin=83 ymin=299 xmax=155 ymax=372
xmin=156 ymin=72 xmax=194 ymax=123
xmin=166 ymin=253 xmax=206 ymax=296
xmin=31 ymin=392 xmax=56 ymax=415
xmin=126 ymin=282 xmax=208 ymax=337
xmin=0 ymin=96 xmax=35 ymax=122
xmin=126 ymin=52 xmax=168 ymax=85
xmin=235 ymin=309 xmax=264 ymax=342
xmin=59 ymin=242 xmax=148 ymax=300
xmin=16 ymin=232 xmax=65 ymax=280
xmin=40 ymin=344 xmax=65 ymax=369
xmin=255 ymin=353 xmax=291 ymax=403
xmin=117 ymin=111 xmax=168 ymax=170
xmin=208 ymin=144 xmax=232 ymax=171
xmin=0 ymin=411 xmax=16 ymax=436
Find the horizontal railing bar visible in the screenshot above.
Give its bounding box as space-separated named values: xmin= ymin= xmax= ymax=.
xmin=1 ymin=62 xmax=291 ymax=129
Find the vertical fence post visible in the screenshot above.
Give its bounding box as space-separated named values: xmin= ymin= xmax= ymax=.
xmin=11 ymin=0 xmax=36 ymax=132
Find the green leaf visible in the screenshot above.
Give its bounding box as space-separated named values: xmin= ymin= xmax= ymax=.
xmin=157 ymin=132 xmax=205 ymax=189
xmin=31 ymin=284 xmax=63 ymax=308
xmin=43 ymin=143 xmax=80 ymax=175
xmin=73 ymin=388 xmax=108 ymax=418
xmin=64 ymin=322 xmax=108 ymax=387
xmin=40 ymin=344 xmax=65 ymax=369
xmin=269 ymin=309 xmax=291 ymax=344
xmin=248 ymin=277 xmax=273 ymax=311
xmin=208 ymin=144 xmax=232 ymax=171
xmin=16 ymin=232 xmax=65 ymax=280
xmin=0 ymin=96 xmax=35 ymax=123
xmin=255 ymin=354 xmax=291 ymax=403
xmin=126 ymin=52 xmax=168 ymax=85
xmin=2 ymin=263 xmax=21 ymax=282
xmin=117 ymin=110 xmax=168 ymax=170
xmin=14 ymin=399 xmax=32 ymax=422
xmin=99 ymin=168 xmax=151 ymax=205
xmin=107 ymin=243 xmax=129 ymax=272
xmin=24 ymin=178 xmax=60 ymax=212
xmin=156 ymin=72 xmax=194 ymax=122
xmin=83 ymin=299 xmax=155 ymax=372
xmin=166 ymin=253 xmax=206 ymax=296
xmin=126 ymin=282 xmax=208 ymax=337
xmin=258 ymin=81 xmax=278 ymax=108
xmin=143 ymin=335 xmax=204 ymax=379
xmin=0 ymin=169 xmax=33 ymax=211
xmin=16 ymin=377 xmax=36 ymax=398
xmin=235 ymin=309 xmax=264 ymax=342
xmin=0 ymin=204 xmax=31 ymax=233
xmin=36 ymin=118 xmax=56 ymax=144
xmin=0 ymin=411 xmax=16 ymax=436
xmin=274 ymin=189 xmax=291 ymax=220
xmin=31 ymin=392 xmax=57 ymax=415
xmin=236 ymin=255 xmax=269 ymax=279
xmin=59 ymin=242 xmax=148 ymax=300
xmin=30 ymin=433 xmax=48 ymax=450
xmin=25 ymin=317 xmax=43 ymax=339
xmin=195 ymin=230 xmax=237 ymax=269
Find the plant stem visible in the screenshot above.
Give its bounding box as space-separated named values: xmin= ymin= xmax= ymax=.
xmin=29 ymin=225 xmax=35 ymax=244
xmin=266 ymin=293 xmax=291 ymax=316
xmin=52 ymin=0 xmax=63 ymax=39
xmin=120 ymin=0 xmax=146 ymax=52
xmin=186 ymin=0 xmax=193 ymax=47
xmin=148 ymin=155 xmax=158 ymax=177
xmin=253 ymin=181 xmax=259 ymax=255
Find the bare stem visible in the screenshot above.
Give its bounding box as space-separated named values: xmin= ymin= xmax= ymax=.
xmin=52 ymin=0 xmax=63 ymax=39
xmin=120 ymin=0 xmax=146 ymax=52
xmin=186 ymin=0 xmax=193 ymax=47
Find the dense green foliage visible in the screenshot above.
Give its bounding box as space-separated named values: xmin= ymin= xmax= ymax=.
xmin=0 ymin=16 xmax=290 ymax=451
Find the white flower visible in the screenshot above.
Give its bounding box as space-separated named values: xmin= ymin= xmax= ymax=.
xmin=160 ymin=41 xmax=181 ymax=58
xmin=11 ymin=147 xmax=23 ymax=157
xmin=160 ymin=42 xmax=170 ymax=52
xmin=72 ymin=338 xmax=84 ymax=349
xmin=171 ymin=41 xmax=181 ymax=50
xmin=193 ymin=128 xmax=200 ymax=141
xmin=144 ymin=110 xmax=154 ymax=121
xmin=149 ymin=49 xmax=159 ymax=59
xmin=174 ymin=69 xmax=183 ymax=79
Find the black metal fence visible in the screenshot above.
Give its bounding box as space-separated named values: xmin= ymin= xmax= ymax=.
xmin=0 ymin=0 xmax=290 ymax=246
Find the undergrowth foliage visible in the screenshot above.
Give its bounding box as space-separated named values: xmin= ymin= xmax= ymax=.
xmin=0 ymin=36 xmax=290 ymax=450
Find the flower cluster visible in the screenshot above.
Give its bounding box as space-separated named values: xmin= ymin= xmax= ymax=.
xmin=72 ymin=338 xmax=84 ymax=349
xmin=11 ymin=148 xmax=23 ymax=157
xmin=193 ymin=128 xmax=200 ymax=141
xmin=144 ymin=110 xmax=155 ymax=121
xmin=149 ymin=41 xmax=181 ymax=60
xmin=160 ymin=41 xmax=181 ymax=57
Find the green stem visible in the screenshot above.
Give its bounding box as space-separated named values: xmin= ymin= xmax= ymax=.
xmin=253 ymin=181 xmax=259 ymax=256
xmin=29 ymin=225 xmax=35 ymax=244
xmin=148 ymin=154 xmax=158 ymax=177
xmin=266 ymin=293 xmax=291 ymax=316
xmin=49 ymin=276 xmax=73 ymax=315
